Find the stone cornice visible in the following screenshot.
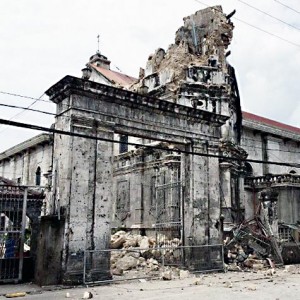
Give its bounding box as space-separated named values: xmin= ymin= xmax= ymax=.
xmin=243 ymin=119 xmax=300 ymax=142
xmin=46 ymin=76 xmax=229 ymax=127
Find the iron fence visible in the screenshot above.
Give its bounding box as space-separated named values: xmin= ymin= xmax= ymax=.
xmin=83 ymin=244 xmax=224 ymax=284
xmin=0 ymin=185 xmax=27 ymax=282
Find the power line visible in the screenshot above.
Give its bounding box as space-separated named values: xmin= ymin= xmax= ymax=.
xmin=0 ymin=103 xmax=56 ymax=116
xmin=0 ymin=101 xmax=299 ymax=156
xmin=0 ymin=92 xmax=47 ymax=134
xmin=194 ymin=0 xmax=300 ymax=48
xmin=274 ymin=0 xmax=300 ymax=15
xmin=0 ymin=91 xmax=51 ymax=103
xmin=0 ymin=117 xmax=300 ymax=168
xmin=238 ymin=0 xmax=300 ymax=31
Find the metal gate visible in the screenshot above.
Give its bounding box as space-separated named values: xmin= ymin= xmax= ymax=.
xmin=0 ymin=185 xmax=27 ymax=282
xmin=154 ymin=174 xmax=182 ymax=247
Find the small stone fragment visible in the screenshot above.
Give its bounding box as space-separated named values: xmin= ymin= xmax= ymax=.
xmin=161 ymin=270 xmax=172 ymax=280
xmin=179 ymin=270 xmax=189 ymax=279
xmin=5 ymin=293 xmax=26 ymax=298
xmin=224 ymin=281 xmax=233 ymax=288
xmin=112 ymin=267 xmax=123 ymax=276
xmin=82 ymin=291 xmax=93 ymax=299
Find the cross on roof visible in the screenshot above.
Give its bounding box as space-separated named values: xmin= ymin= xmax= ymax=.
xmin=97 ymin=34 xmax=100 ymax=54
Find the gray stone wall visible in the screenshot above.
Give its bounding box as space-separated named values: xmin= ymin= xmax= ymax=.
xmin=242 ymin=126 xmax=300 ymax=176
xmin=0 ymin=138 xmax=52 ymax=186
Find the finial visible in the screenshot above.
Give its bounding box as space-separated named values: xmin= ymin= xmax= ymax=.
xmin=97 ymin=34 xmax=100 ymax=54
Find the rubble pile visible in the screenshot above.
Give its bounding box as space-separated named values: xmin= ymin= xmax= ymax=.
xmin=110 ymin=231 xmax=183 ymax=278
xmin=130 ymin=6 xmax=235 ymax=99
xmin=224 ymin=241 xmax=274 ymax=272
xmin=224 ymin=218 xmax=282 ymax=272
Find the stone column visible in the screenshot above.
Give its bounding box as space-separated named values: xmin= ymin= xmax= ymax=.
xmin=219 ymin=162 xmax=232 ymax=222
xmin=50 ymin=114 xmax=114 ymax=284
xmin=22 ymin=150 xmax=30 ymax=185
xmin=183 ymin=142 xmax=221 ymax=246
xmin=207 ymin=144 xmax=221 ymax=244
xmin=89 ymin=125 xmax=114 ymax=281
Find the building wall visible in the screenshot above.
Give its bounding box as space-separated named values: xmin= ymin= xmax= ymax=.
xmin=112 ymin=148 xmax=181 ymax=236
xmin=0 ymin=141 xmax=52 ymax=186
xmin=241 ymin=127 xmax=300 ymax=176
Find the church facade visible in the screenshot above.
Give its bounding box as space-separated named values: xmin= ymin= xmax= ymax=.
xmin=0 ymin=6 xmax=299 ymax=283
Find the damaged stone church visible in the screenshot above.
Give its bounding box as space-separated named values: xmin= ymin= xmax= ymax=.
xmin=1 ymin=6 xmax=300 ymax=284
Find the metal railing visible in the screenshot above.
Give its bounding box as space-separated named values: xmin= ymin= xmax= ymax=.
xmin=0 ymin=186 xmax=27 ymax=282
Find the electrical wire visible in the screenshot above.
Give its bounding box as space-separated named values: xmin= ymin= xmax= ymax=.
xmin=0 ymin=101 xmax=299 ymax=155
xmin=0 ymin=91 xmax=50 ymax=103
xmin=0 ymin=92 xmax=47 ymax=135
xmin=0 ymin=103 xmax=55 ymax=116
xmin=238 ymin=0 xmax=300 ymax=31
xmin=274 ymin=0 xmax=300 ymax=15
xmin=0 ymin=117 xmax=300 ymax=168
xmin=194 ymin=0 xmax=300 ymax=48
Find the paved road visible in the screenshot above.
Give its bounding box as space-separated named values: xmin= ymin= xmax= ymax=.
xmin=1 ymin=269 xmax=299 ymax=300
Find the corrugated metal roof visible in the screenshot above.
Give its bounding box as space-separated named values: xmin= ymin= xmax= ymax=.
xmin=0 ymin=176 xmax=44 ymax=199
xmin=90 ymin=64 xmax=137 ymax=87
xmin=243 ymin=111 xmax=300 ymax=135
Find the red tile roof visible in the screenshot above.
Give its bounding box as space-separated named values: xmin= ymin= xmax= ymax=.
xmin=90 ymin=64 xmax=137 ymax=87
xmin=243 ymin=111 xmax=300 ymax=135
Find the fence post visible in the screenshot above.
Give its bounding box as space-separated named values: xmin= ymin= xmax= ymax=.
xmin=18 ymin=187 xmax=27 ymax=281
xmin=83 ymin=250 xmax=86 ymax=284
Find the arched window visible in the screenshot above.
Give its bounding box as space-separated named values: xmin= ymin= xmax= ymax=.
xmin=289 ymin=170 xmax=297 ymax=175
xmin=35 ymin=167 xmax=41 ymax=186
xmin=244 ymin=162 xmax=253 ymax=176
xmin=119 ymin=135 xmax=128 ymax=154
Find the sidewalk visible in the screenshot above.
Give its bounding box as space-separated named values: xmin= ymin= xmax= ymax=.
xmin=0 ymin=282 xmax=69 ymax=297
xmin=0 ymin=267 xmax=299 ymax=299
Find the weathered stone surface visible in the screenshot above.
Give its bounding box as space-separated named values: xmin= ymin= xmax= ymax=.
xmin=110 ymin=236 xmax=126 ymax=249
xmin=139 ymin=236 xmax=150 ymax=251
xmin=82 ymin=291 xmax=93 ymax=299
xmin=284 ymin=265 xmax=297 ymax=274
xmin=179 ymin=270 xmax=190 ymax=279
xmin=123 ymin=236 xmax=138 ymax=248
xmin=111 ymin=267 xmax=123 ymax=276
xmin=224 ymin=281 xmax=233 ymax=288
xmin=252 ymin=263 xmax=264 ymax=271
xmin=127 ymin=251 xmax=140 ymax=259
xmin=161 ymin=270 xmax=172 ymax=280
xmin=115 ymin=256 xmax=138 ymax=271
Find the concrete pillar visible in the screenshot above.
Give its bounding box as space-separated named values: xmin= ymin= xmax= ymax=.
xmin=49 ymin=115 xmax=114 ymax=284
xmin=22 ymin=150 xmax=30 ymax=185
xmin=207 ymin=146 xmax=221 ymax=244
xmin=183 ymin=142 xmax=221 ymax=246
xmin=220 ymin=162 xmax=232 ymax=223
xmin=29 ymin=217 xmax=40 ymax=268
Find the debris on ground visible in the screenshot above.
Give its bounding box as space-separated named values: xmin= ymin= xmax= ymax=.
xmin=110 ymin=231 xmax=184 ymax=279
xmin=5 ymin=293 xmax=26 ymax=298
xmin=224 ymin=216 xmax=284 ymax=272
xmin=82 ymin=291 xmax=93 ymax=299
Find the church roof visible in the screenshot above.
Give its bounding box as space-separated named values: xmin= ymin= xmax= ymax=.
xmin=243 ymin=111 xmax=300 ymax=136
xmin=90 ymin=63 xmax=137 ymax=87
